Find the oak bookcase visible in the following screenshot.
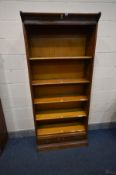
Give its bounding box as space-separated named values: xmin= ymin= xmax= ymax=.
xmin=20 ymin=12 xmax=101 ymax=151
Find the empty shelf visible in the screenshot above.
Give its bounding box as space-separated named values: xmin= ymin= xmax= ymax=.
xmin=29 ymin=56 xmax=92 ymax=60
xmin=32 ymin=78 xmax=90 ymax=86
xmin=36 ymin=108 xmax=87 ymax=121
xmin=37 ymin=122 xmax=86 ymax=136
xmin=34 ymin=95 xmax=88 ymax=104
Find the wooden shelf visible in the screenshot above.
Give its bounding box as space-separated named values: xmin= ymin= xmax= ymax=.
xmin=29 ymin=56 xmax=92 ymax=60
xmin=32 ymin=78 xmax=90 ymax=86
xmin=34 ymin=95 xmax=88 ymax=104
xmin=36 ymin=108 xmax=87 ymax=121
xmin=37 ymin=122 xmax=86 ymax=136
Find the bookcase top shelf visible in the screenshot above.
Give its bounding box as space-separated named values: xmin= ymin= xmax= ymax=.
xmin=20 ymin=11 xmax=101 ymax=26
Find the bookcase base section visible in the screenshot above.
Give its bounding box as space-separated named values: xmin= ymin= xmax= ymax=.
xmin=37 ymin=139 xmax=88 ymax=151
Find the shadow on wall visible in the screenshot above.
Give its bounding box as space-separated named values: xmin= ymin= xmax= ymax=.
xmin=0 ymin=54 xmax=16 ymax=132
xmin=109 ymin=101 xmax=116 ymax=131
xmin=99 ymin=99 xmax=116 ymax=132
xmin=101 ymin=100 xmax=116 ymax=130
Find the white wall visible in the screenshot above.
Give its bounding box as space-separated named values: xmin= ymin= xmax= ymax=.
xmin=0 ymin=0 xmax=116 ymax=132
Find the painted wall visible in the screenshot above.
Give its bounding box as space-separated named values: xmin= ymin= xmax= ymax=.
xmin=0 ymin=0 xmax=116 ymax=132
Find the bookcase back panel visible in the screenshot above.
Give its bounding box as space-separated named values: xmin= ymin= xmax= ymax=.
xmin=27 ymin=25 xmax=92 ymax=36
xmin=33 ymin=84 xmax=86 ymax=98
xmin=35 ymin=101 xmax=85 ymax=111
xmin=37 ymin=117 xmax=85 ymax=125
xmin=31 ymin=60 xmax=85 ymax=80
xmin=29 ymin=35 xmax=86 ymax=57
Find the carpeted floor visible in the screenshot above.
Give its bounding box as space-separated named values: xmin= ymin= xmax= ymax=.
xmin=0 ymin=129 xmax=116 ymax=175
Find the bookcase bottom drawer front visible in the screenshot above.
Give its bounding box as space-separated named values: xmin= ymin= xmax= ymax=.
xmin=38 ymin=132 xmax=86 ymax=145
xmin=37 ymin=139 xmax=88 ymax=151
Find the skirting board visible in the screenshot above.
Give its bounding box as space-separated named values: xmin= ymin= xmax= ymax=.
xmin=9 ymin=122 xmax=116 ymax=138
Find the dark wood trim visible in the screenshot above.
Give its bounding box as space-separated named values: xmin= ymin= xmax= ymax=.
xmin=20 ymin=11 xmax=101 ymax=24
xmin=0 ymin=100 xmax=8 ymax=154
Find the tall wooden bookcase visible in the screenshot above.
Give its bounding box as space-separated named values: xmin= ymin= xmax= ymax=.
xmin=20 ymin=12 xmax=101 ymax=151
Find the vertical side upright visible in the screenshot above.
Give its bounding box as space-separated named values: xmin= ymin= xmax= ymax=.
xmin=85 ymin=22 xmax=100 ymax=134
xmin=20 ymin=12 xmax=37 ymax=143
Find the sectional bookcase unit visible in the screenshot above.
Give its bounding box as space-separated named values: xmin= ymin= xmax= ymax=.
xmin=20 ymin=12 xmax=101 ymax=151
